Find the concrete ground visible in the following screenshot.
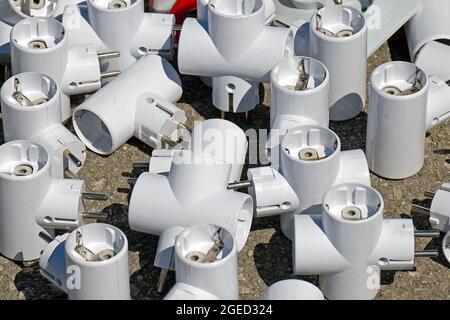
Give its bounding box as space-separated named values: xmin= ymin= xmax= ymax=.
xmin=0 ymin=30 xmax=449 ymax=300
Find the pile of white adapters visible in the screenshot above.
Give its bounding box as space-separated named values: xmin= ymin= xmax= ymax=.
xmin=0 ymin=0 xmax=449 ymax=300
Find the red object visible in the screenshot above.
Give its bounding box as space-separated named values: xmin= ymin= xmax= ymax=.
xmin=169 ymin=0 xmax=197 ymax=24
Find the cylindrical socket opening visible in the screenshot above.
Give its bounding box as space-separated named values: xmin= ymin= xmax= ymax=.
xmin=9 ymin=0 xmax=58 ymax=18
xmin=272 ymin=56 xmax=328 ymax=93
xmin=281 ymin=125 xmax=340 ymax=163
xmin=65 ymin=223 xmax=128 ymax=265
xmin=323 ymin=183 xmax=383 ymax=222
xmin=1 ymin=72 xmax=58 ymax=108
xmin=11 ymin=17 xmax=66 ymax=51
xmin=73 ymin=109 xmax=114 ymax=155
xmin=175 ymin=224 xmax=235 ymax=266
xmin=0 ymin=140 xmax=49 ymax=179
xmin=371 ymin=61 xmax=428 ymax=98
xmin=209 ymin=0 xmax=264 ymax=17
xmin=311 ymin=5 xmax=366 ymax=40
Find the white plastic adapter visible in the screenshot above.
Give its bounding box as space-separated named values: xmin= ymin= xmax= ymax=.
xmin=164 ymin=224 xmax=239 ymax=300
xmin=198 ymin=0 xmax=276 ymax=25
xmin=0 ymin=0 xmax=86 ymax=61
xmin=415 ymin=41 xmax=450 ymax=80
xmin=39 ymin=223 xmax=130 ymax=300
xmin=128 ymin=148 xmax=254 ymax=252
xmin=247 ymin=166 xmax=300 ymax=219
xmin=1 ymin=72 xmax=86 ymax=177
xmin=265 ymin=279 xmax=324 ymax=300
xmin=0 ymin=140 xmax=85 ymax=262
xmin=178 ymin=0 xmax=294 ymax=113
xmin=63 ymin=0 xmax=175 ymax=72
xmin=73 ymin=54 xmax=185 ymax=155
xmin=293 ymin=183 xmax=416 ymax=300
xmin=270 ymin=55 xmax=330 ymax=130
xmin=366 ymin=61 xmax=429 ymax=180
xmin=267 ymin=55 xmax=330 ymax=162
xmin=429 ymin=183 xmax=450 ymax=233
xmin=443 ymin=232 xmax=450 ymax=264
xmin=10 ymin=16 xmax=108 ymax=122
xmin=129 ymin=150 xmax=253 ymax=252
xmin=306 ymin=5 xmax=367 ymax=121
xmin=405 ymin=0 xmax=450 ymax=60
xmin=139 ymin=119 xmax=249 ymax=184
xmin=279 ymin=125 xmax=371 ymax=240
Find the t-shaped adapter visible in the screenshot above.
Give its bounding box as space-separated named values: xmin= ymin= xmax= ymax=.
xmin=178 ymin=0 xmax=293 ymax=113
xmin=0 ymin=140 xmax=109 ymax=262
xmin=1 ymin=72 xmax=85 ymax=177
xmin=293 ymin=183 xmax=440 ymax=300
xmin=10 ymin=16 xmax=120 ymax=121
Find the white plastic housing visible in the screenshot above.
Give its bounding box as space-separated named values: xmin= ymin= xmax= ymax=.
xmin=0 ymin=0 xmax=86 ymax=59
xmin=10 ymin=17 xmax=104 ymax=121
xmin=189 ymin=119 xmax=248 ymax=183
xmin=83 ymin=0 xmax=175 ymax=70
xmin=265 ymin=279 xmax=324 ymax=300
xmin=128 ymin=151 xmax=253 ymax=252
xmin=40 ymin=223 xmax=130 ymax=300
xmin=415 ymin=41 xmax=450 ymax=80
xmin=429 ymin=183 xmax=450 ymax=233
xmin=172 ymin=224 xmax=239 ymax=300
xmin=279 ymin=125 xmax=371 ymax=239
xmin=443 ymin=232 xmax=450 ymax=264
xmin=1 ymin=72 xmax=86 ymax=177
xmin=247 ymin=166 xmax=300 ymax=218
xmin=308 ymin=5 xmax=367 ymax=121
xmin=0 ymin=140 xmax=85 ymax=261
xmin=293 ymin=184 xmax=415 ymax=300
xmin=405 ymin=0 xmax=450 ymax=59
xmin=270 ymin=55 xmax=330 ymax=130
xmin=366 ymin=61 xmax=429 ymax=179
xmin=198 ymin=0 xmax=276 ymax=25
xmin=178 ymin=0 xmax=293 ymax=113
xmin=73 ymin=54 xmax=184 ymax=155
xmin=426 ymin=75 xmax=450 ymax=131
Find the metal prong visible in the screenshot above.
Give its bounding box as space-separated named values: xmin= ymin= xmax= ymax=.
xmin=176 ymin=122 xmax=193 ymax=133
xmin=100 ymin=70 xmax=121 ymax=80
xmin=82 ymin=192 xmax=108 ymax=201
xmin=97 ymin=51 xmax=120 ymax=60
xmin=12 ymin=78 xmax=34 ymax=106
xmin=64 ymin=149 xmax=83 ymax=167
xmin=220 ymin=111 xmax=225 ymax=120
xmin=133 ymin=163 xmax=150 ymax=170
xmin=39 ymin=232 xmax=54 ymax=244
xmin=414 ymin=230 xmax=441 ymax=238
xmin=157 ymin=268 xmax=169 ymax=293
xmin=160 ymin=135 xmax=179 ymax=148
xmin=127 ymin=177 xmax=138 ymax=184
xmin=228 ymin=180 xmax=253 ymax=190
xmin=424 ymin=191 xmax=436 ymax=199
xmin=82 ymin=212 xmax=110 ymax=220
xmin=415 ymin=250 xmax=439 ymax=258
xmin=411 ymin=204 xmax=430 ymax=215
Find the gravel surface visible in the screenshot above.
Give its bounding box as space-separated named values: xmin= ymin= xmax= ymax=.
xmin=0 ymin=29 xmax=449 ymax=300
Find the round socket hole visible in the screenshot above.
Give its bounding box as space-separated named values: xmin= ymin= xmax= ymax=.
xmin=382 ymin=86 xmax=401 ymax=96
xmin=108 ymin=0 xmax=127 ymax=9
xmin=341 ymin=206 xmax=363 ymax=221
xmin=186 ymin=251 xmax=206 ymax=263
xmin=298 ymin=148 xmax=319 ymax=161
xmin=336 ymin=29 xmax=355 ymax=37
xmin=28 ymin=39 xmax=47 ymax=49
xmin=13 ymin=164 xmax=34 ymax=176
xmin=226 ymin=83 xmax=236 ymax=93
